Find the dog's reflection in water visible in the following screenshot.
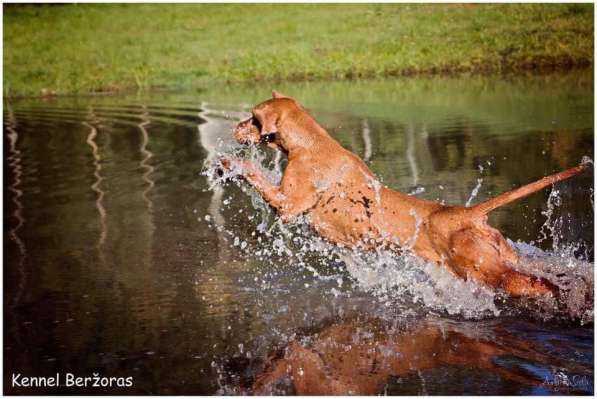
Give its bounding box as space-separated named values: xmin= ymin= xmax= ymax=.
xmin=225 ymin=317 xmax=587 ymax=395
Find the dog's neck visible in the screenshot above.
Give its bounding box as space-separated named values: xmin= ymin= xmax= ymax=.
xmin=277 ymin=111 xmax=334 ymax=155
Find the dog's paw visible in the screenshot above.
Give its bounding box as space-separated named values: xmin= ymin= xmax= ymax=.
xmin=207 ymin=155 xmax=241 ymax=183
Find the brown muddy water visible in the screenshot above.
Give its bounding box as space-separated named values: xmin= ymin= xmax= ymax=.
xmin=3 ymin=73 xmax=594 ymax=395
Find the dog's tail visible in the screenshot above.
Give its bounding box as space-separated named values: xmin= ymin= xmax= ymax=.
xmin=472 ymin=163 xmax=589 ymax=216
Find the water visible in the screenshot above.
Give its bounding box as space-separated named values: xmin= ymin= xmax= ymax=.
xmin=3 ymin=72 xmax=594 ymax=395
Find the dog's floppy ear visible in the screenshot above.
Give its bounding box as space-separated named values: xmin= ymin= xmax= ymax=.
xmin=253 ymin=106 xmax=278 ymax=135
xmin=272 ymin=90 xmax=289 ymax=99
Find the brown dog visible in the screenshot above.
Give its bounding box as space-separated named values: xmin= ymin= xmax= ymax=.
xmin=221 ymin=91 xmax=588 ymax=298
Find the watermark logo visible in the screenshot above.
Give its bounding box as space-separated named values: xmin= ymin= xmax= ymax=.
xmin=543 ymin=371 xmax=591 ymax=391
xmin=12 ymin=373 xmax=133 ymax=389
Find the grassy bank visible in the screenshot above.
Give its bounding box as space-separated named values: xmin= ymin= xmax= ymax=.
xmin=3 ymin=3 xmax=594 ymax=97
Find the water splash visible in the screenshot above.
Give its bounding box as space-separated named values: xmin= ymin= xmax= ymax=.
xmin=510 ymin=177 xmax=594 ymax=324
xmin=465 ymin=178 xmax=483 ymax=207
xmin=203 ymin=148 xmax=593 ymax=323
xmin=340 ymin=249 xmax=499 ymax=318
xmin=407 ymin=208 xmax=423 ymax=250
xmin=203 ymin=154 xmax=499 ymax=320
xmin=535 ymin=186 xmax=591 ymax=260
xmin=537 ymin=188 xmax=563 ymax=248
xmin=511 ymin=241 xmax=593 ymax=325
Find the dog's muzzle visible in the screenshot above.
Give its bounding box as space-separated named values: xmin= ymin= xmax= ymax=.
xmin=233 ymin=118 xmax=261 ymax=145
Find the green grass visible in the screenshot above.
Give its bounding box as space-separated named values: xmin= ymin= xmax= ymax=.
xmin=3 ymin=3 xmax=594 ymax=97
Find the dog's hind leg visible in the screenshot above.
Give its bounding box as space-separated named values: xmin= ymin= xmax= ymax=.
xmin=434 ymin=163 xmax=588 ymax=296
xmin=446 ymin=223 xmax=558 ymax=297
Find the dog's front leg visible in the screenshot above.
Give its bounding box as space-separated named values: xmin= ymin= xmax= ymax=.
xmin=275 ymin=166 xmax=320 ymax=223
xmin=220 ymin=157 xmax=318 ymax=222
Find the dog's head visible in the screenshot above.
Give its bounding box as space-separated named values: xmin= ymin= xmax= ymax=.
xmin=233 ymin=90 xmax=294 ymax=150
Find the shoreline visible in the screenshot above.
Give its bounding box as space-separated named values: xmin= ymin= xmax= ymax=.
xmin=3 ymin=64 xmax=593 ymax=101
